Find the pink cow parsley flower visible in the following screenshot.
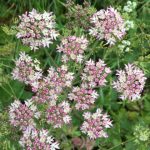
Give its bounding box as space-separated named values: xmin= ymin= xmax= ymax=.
xmin=9 ymin=99 xmax=40 ymax=130
xmin=81 ymin=109 xmax=112 ymax=139
xmin=81 ymin=59 xmax=111 ymax=88
xmin=89 ymin=7 xmax=126 ymax=45
xmin=113 ymin=64 xmax=147 ymax=101
xmin=12 ymin=52 xmax=42 ymax=89
xmin=16 ymin=9 xmax=59 ymax=50
xmin=32 ymin=65 xmax=74 ymax=103
xmin=57 ymin=36 xmax=88 ymax=63
xmin=68 ymin=87 xmax=98 ymax=110
xmin=47 ymin=101 xmax=71 ymax=128
xmin=19 ymin=125 xmax=59 ymax=150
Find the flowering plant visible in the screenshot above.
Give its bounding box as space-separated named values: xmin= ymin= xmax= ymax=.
xmin=0 ymin=0 xmax=149 ymax=150
xmin=16 ymin=9 xmax=59 ymax=50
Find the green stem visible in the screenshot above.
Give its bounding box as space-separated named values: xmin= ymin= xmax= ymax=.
xmin=44 ymin=49 xmax=58 ymax=68
xmin=7 ymin=81 xmax=16 ymax=98
xmin=0 ymin=64 xmax=13 ymax=69
xmin=108 ymin=138 xmax=135 ymax=150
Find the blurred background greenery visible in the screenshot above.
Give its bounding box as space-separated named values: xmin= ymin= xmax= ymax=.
xmin=0 ymin=0 xmax=150 ymax=149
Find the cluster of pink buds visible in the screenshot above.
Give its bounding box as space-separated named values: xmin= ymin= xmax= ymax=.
xmin=47 ymin=101 xmax=71 ymax=128
xmin=32 ymin=65 xmax=74 ymax=103
xmin=12 ymin=52 xmax=42 ymax=89
xmin=57 ymin=36 xmax=88 ymax=63
xmin=81 ymin=59 xmax=111 ymax=88
xmin=68 ymin=87 xmax=98 ymax=110
xmin=89 ymin=7 xmax=126 ymax=45
xmin=16 ymin=9 xmax=59 ymax=50
xmin=19 ymin=125 xmax=59 ymax=150
xmin=9 ymin=99 xmax=40 ymax=130
xmin=81 ymin=109 xmax=112 ymax=139
xmin=113 ymin=64 xmax=147 ymax=101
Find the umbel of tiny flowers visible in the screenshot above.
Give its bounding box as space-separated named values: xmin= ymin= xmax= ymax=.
xmin=12 ymin=52 xmax=42 ymax=90
xmin=124 ymin=20 xmax=134 ymax=31
xmin=47 ymin=101 xmax=71 ymax=128
xmin=32 ymin=65 xmax=74 ymax=103
xmin=9 ymin=99 xmax=40 ymax=130
xmin=81 ymin=109 xmax=112 ymax=139
xmin=122 ymin=1 xmax=136 ymax=31
xmin=57 ymin=36 xmax=88 ymax=63
xmin=65 ymin=0 xmax=97 ymax=30
xmin=81 ymin=59 xmax=111 ymax=88
xmin=16 ymin=8 xmax=59 ymax=50
xmin=19 ymin=125 xmax=59 ymax=150
xmin=68 ymin=86 xmax=98 ymax=110
xmin=133 ymin=124 xmax=150 ymax=144
xmin=118 ymin=40 xmax=131 ymax=52
xmin=113 ymin=64 xmax=147 ymax=101
xmin=123 ymin=1 xmax=137 ymax=13
xmin=89 ymin=7 xmax=126 ymax=45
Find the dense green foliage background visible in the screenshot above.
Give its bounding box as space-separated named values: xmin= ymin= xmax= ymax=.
xmin=0 ymin=0 xmax=150 ymax=150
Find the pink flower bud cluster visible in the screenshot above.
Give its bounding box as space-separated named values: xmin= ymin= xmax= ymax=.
xmin=47 ymin=101 xmax=71 ymax=128
xmin=89 ymin=7 xmax=126 ymax=45
xmin=9 ymin=99 xmax=40 ymax=130
xmin=81 ymin=59 xmax=111 ymax=88
xmin=57 ymin=36 xmax=88 ymax=63
xmin=32 ymin=65 xmax=74 ymax=103
xmin=113 ymin=64 xmax=147 ymax=101
xmin=12 ymin=52 xmax=42 ymax=89
xmin=16 ymin=9 xmax=59 ymax=50
xmin=19 ymin=126 xmax=59 ymax=150
xmin=81 ymin=109 xmax=112 ymax=139
xmin=68 ymin=87 xmax=98 ymax=110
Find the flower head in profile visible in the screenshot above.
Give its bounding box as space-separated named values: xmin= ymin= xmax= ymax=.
xmin=12 ymin=52 xmax=42 ymax=89
xmin=81 ymin=109 xmax=112 ymax=139
xmin=19 ymin=125 xmax=59 ymax=150
xmin=57 ymin=36 xmax=88 ymax=63
xmin=47 ymin=101 xmax=71 ymax=128
xmin=68 ymin=86 xmax=98 ymax=110
xmin=81 ymin=59 xmax=111 ymax=88
xmin=9 ymin=99 xmax=40 ymax=130
xmin=89 ymin=7 xmax=126 ymax=45
xmin=113 ymin=64 xmax=147 ymax=101
xmin=17 ymin=9 xmax=59 ymax=50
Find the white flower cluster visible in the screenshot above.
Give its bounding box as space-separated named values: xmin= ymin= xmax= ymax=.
xmin=118 ymin=40 xmax=131 ymax=52
xmin=123 ymin=1 xmax=137 ymax=13
xmin=124 ymin=20 xmax=134 ymax=31
xmin=123 ymin=1 xmax=136 ymax=31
